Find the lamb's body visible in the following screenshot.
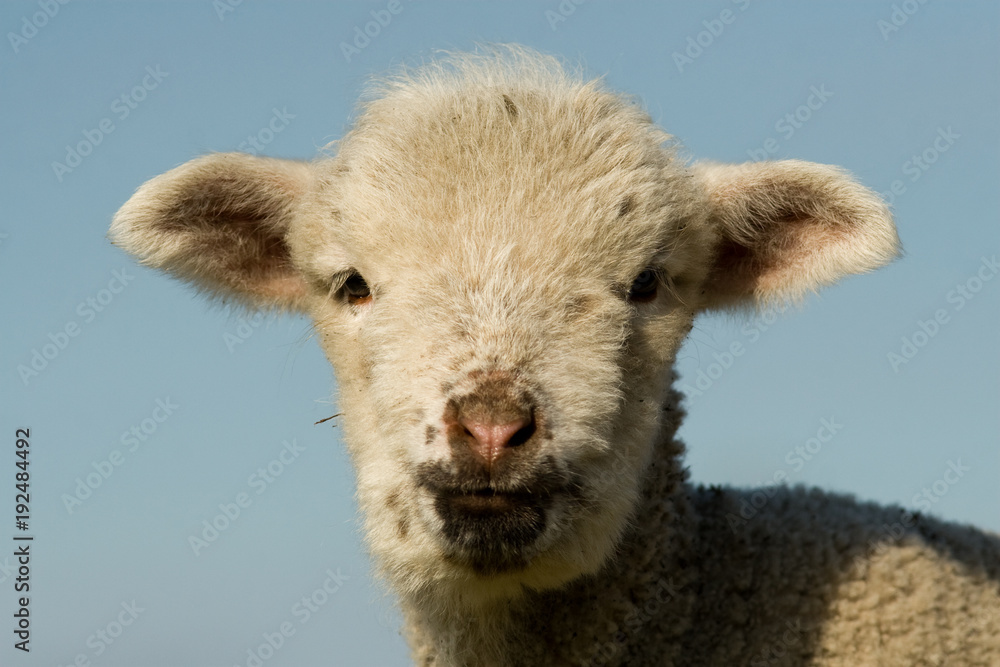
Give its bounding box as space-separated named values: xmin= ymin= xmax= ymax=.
xmin=405 ymin=388 xmax=1000 ymax=666
xmin=109 ymin=46 xmax=1000 ymax=666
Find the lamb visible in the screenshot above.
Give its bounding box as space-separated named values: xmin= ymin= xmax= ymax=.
xmin=110 ymin=46 xmax=1000 ymax=666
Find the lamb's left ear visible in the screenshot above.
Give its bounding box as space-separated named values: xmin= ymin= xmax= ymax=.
xmin=693 ymin=160 xmax=899 ymax=310
xmin=110 ymin=153 xmax=315 ymax=311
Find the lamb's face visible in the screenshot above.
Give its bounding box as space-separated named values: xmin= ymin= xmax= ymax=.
xmin=288 ymin=90 xmax=716 ymax=590
xmin=110 ymin=48 xmax=898 ymax=602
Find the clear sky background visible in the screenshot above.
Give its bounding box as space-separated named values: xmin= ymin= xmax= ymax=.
xmin=1 ymin=2 xmax=997 ymax=665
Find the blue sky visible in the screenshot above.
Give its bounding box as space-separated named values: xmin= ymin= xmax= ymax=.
xmin=1 ymin=2 xmax=997 ymax=665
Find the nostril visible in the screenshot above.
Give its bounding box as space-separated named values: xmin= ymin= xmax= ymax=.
xmin=460 ymin=415 xmax=534 ymax=465
xmin=506 ymin=418 xmax=535 ymax=448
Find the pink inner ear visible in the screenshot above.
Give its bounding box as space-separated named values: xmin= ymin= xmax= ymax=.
xmin=699 ymin=159 xmax=899 ymax=310
xmin=752 ymin=223 xmax=846 ymax=297
xmin=257 ymin=273 xmax=310 ymax=302
xmin=706 ymin=203 xmax=862 ymax=308
xmin=167 ymin=222 xmax=311 ymax=310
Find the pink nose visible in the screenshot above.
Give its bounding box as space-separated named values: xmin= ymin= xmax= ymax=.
xmin=460 ymin=417 xmax=533 ymax=465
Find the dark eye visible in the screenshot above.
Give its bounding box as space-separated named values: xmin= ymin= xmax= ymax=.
xmin=343 ymin=273 xmax=372 ymax=306
xmin=628 ymin=269 xmax=658 ymax=303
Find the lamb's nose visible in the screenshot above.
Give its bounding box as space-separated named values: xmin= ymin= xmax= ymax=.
xmin=459 ymin=415 xmax=535 ymax=465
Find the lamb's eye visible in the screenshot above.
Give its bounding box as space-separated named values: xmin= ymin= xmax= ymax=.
xmin=628 ymin=269 xmax=658 ymax=303
xmin=343 ymin=273 xmax=372 ymax=306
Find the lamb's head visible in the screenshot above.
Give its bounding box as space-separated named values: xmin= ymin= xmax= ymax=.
xmin=110 ymin=48 xmax=898 ymax=602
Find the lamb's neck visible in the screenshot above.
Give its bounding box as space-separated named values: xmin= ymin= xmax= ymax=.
xmin=400 ymin=394 xmax=696 ymax=666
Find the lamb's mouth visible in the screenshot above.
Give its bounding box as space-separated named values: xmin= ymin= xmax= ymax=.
xmin=443 ymin=487 xmax=538 ymax=512
xmin=413 ymin=458 xmax=580 ymax=574
xmin=432 ymin=487 xmax=554 ymax=575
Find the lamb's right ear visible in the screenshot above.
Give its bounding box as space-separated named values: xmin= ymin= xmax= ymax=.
xmin=109 ymin=153 xmax=314 ymax=311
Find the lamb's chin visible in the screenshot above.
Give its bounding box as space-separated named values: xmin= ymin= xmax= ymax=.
xmin=420 ymin=551 xmax=593 ymax=607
